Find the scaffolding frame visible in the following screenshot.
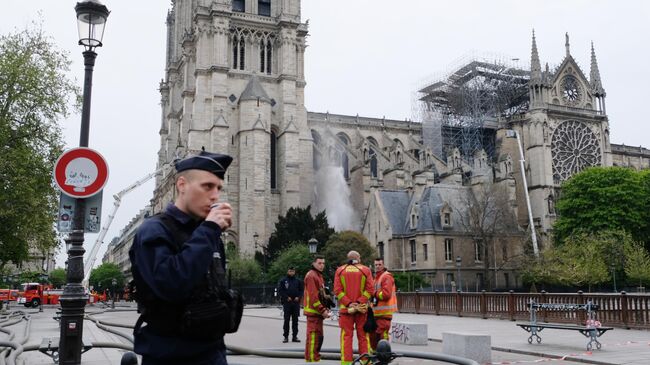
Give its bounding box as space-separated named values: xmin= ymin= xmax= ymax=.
xmin=415 ymin=53 xmax=530 ymax=163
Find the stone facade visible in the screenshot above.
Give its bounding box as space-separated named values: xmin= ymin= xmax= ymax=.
xmin=133 ymin=1 xmax=648 ymax=289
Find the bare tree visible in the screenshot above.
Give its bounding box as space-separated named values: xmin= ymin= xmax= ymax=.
xmin=453 ymin=180 xmax=519 ymax=290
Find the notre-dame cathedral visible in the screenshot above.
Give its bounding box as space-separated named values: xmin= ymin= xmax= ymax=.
xmin=145 ymin=0 xmax=649 ymax=289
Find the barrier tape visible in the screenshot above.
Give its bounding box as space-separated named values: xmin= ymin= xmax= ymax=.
xmin=491 ymin=339 xmax=650 ymax=364
xmin=490 ymin=353 xmax=587 ymax=365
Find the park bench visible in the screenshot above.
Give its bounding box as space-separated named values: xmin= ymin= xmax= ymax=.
xmin=516 ymin=300 xmax=613 ymax=351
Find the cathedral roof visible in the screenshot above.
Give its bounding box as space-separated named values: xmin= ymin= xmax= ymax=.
xmin=377 ymin=190 xmax=411 ymax=235
xmin=239 ymin=74 xmax=271 ymax=103
xmin=418 ymin=185 xmax=468 ymax=232
xmin=376 ymin=185 xmax=471 ymax=235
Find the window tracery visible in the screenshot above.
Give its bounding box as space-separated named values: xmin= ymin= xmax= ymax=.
xmin=551 ymin=120 xmax=601 ymax=182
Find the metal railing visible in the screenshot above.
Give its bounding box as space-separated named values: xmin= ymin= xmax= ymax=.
xmin=397 ymin=291 xmax=650 ymax=329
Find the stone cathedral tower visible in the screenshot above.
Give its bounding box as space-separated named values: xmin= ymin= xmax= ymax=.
xmin=152 ymin=0 xmax=311 ymax=254
xmin=506 ymin=32 xmax=612 ymax=243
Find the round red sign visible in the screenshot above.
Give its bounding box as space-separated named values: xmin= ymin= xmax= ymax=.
xmin=54 ymin=147 xmax=109 ymax=198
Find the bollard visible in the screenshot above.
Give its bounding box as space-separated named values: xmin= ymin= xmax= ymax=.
xmin=121 ymin=351 xmax=138 ymax=365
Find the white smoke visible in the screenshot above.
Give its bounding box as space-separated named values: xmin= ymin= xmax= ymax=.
xmin=313 ymin=136 xmax=359 ymax=231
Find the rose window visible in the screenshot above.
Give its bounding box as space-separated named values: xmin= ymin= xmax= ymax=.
xmin=551 ymin=121 xmax=601 ymax=182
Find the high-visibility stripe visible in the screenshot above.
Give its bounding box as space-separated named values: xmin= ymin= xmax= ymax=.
xmin=373 ymin=304 xmax=398 ymax=311
xmin=309 ymin=332 xmax=316 ymax=361
xmin=373 ymin=271 xmax=397 ymax=316
xmin=304 ymin=307 xmax=320 ymax=314
xmin=337 ymin=292 xmax=345 ymax=300
xmin=340 ymin=329 xmax=347 ymax=364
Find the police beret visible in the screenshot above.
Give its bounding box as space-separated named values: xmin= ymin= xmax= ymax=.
xmin=175 ymin=151 xmax=233 ymax=179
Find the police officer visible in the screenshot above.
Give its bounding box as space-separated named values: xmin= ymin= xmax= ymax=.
xmin=129 ymin=151 xmax=234 ymax=365
xmin=278 ymin=266 xmax=303 ymax=343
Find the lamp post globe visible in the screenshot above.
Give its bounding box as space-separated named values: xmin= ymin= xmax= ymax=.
xmin=308 ymin=238 xmax=318 ymax=254
xmin=75 ymin=0 xmax=109 ymax=52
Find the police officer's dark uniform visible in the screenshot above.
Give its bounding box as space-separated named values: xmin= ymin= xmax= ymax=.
xmin=129 ymin=151 xmax=239 ymax=365
xmin=278 ymin=267 xmax=303 ymax=342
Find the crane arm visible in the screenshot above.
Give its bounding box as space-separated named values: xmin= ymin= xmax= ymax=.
xmin=83 ymin=169 xmax=162 ymax=284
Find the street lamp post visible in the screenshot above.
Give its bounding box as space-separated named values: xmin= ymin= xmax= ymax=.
xmin=506 ymin=129 xmax=539 ymax=257
xmin=59 ymin=2 xmax=109 ymax=364
xmin=254 ymin=233 xmax=267 ymax=304
xmin=111 ymin=278 xmax=117 ymax=309
xmin=455 ymin=256 xmax=462 ymax=292
xmin=611 ymin=264 xmax=617 ymax=293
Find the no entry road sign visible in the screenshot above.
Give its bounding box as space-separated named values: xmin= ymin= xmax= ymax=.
xmin=54 ymin=147 xmax=109 ymax=198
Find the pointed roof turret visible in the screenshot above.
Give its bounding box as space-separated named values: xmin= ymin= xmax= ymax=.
xmin=543 ymin=62 xmax=552 ymax=86
xmin=239 ymin=74 xmax=271 ymax=103
xmin=590 ymin=42 xmax=606 ymax=96
xmin=530 ymin=29 xmax=542 ymax=83
xmin=565 ymin=32 xmax=571 ymax=57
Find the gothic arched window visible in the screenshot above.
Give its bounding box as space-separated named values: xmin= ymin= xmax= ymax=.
xmin=232 ymin=0 xmax=245 ymax=12
xmin=337 ymin=133 xmax=350 ymax=179
xmin=266 ymin=40 xmax=272 ymax=74
xmin=311 ymin=130 xmax=321 ymax=170
xmin=233 ymin=35 xmax=245 ymax=70
xmin=260 ymin=39 xmax=272 ymax=74
xmin=369 ymin=147 xmax=378 ymax=178
xmin=238 ymin=38 xmax=245 ymax=70
xmin=367 ymin=137 xmax=379 ymax=178
xmin=258 ymin=0 xmax=271 ymax=16
xmin=270 ymin=130 xmax=277 ymax=189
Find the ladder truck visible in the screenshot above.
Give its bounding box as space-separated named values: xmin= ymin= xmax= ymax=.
xmin=83 ymin=169 xmax=162 ymax=284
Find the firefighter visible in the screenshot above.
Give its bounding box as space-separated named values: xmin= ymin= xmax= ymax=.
xmin=334 ymin=251 xmax=374 ymax=365
xmin=369 ymin=257 xmax=397 ymax=352
xmin=303 ymin=255 xmax=331 ymax=362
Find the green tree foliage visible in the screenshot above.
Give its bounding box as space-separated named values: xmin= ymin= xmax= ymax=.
xmin=17 ymin=270 xmax=46 ymax=284
xmin=0 ymin=22 xmax=80 ymax=269
xmin=624 ymin=243 xmax=650 ymax=288
xmin=553 ymin=238 xmax=609 ymax=291
xmin=393 ymin=272 xmax=427 ymax=292
xmin=89 ymin=263 xmax=125 ymax=291
xmin=228 ymin=254 xmax=262 ymax=287
xmin=48 ymin=268 xmax=66 ymax=288
xmin=554 ymin=167 xmax=650 ymax=250
xmin=267 ymin=243 xmax=314 ymax=285
xmin=521 ymin=230 xmax=642 ymax=291
xmin=321 ymin=231 xmax=377 ymax=272
xmin=267 ymin=206 xmax=334 ymax=259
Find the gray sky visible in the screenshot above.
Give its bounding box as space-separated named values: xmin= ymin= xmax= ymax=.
xmin=1 ymin=1 xmax=648 ymax=269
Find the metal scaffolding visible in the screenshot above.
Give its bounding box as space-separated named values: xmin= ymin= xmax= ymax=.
xmin=414 ymin=53 xmax=530 ymax=162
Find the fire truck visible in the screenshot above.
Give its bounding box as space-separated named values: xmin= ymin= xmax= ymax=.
xmin=0 ymin=289 xmax=19 ymax=303
xmin=16 ymin=283 xmax=50 ymax=307
xmin=17 ymin=283 xmax=106 ymax=307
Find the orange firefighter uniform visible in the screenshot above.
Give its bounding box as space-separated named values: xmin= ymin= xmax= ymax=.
xmin=334 ymin=262 xmax=374 ymax=365
xmin=303 ymin=267 xmax=329 ymax=362
xmin=369 ymin=268 xmax=397 ymax=351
